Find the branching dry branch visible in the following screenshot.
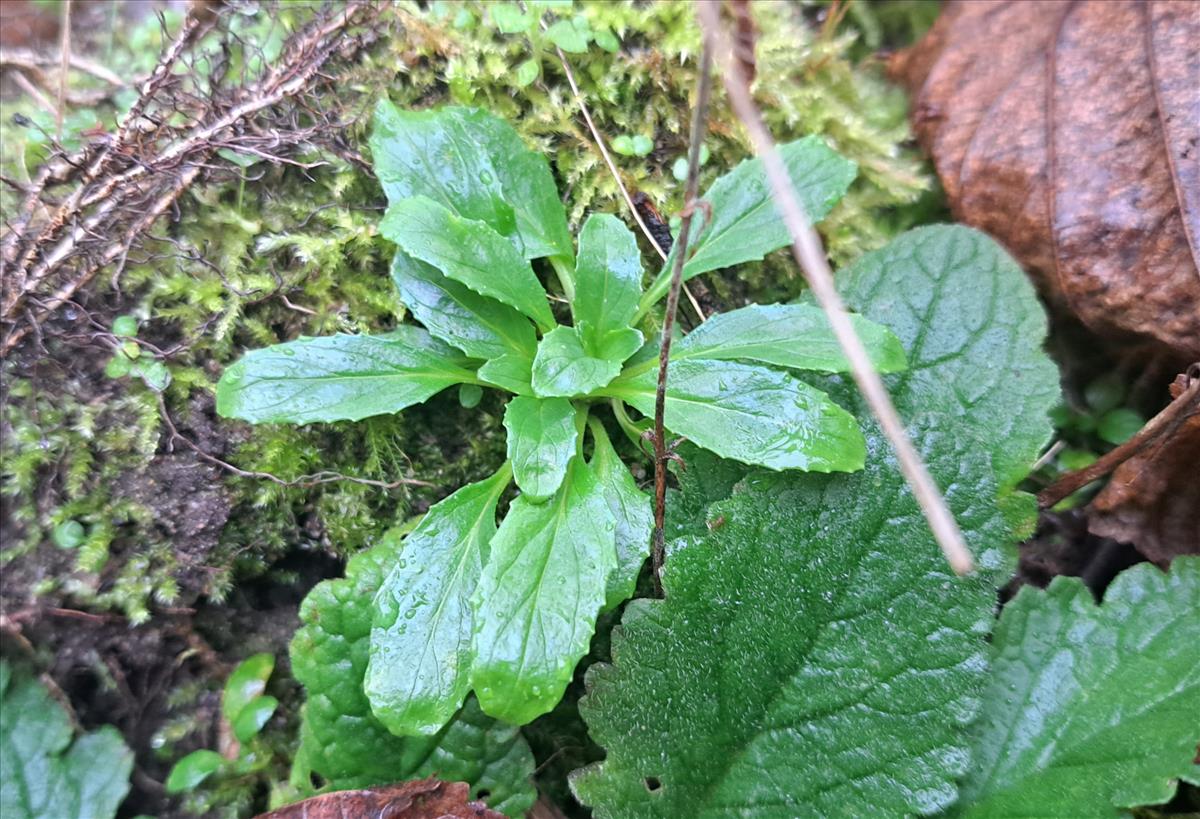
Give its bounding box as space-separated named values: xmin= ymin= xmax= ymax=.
xmin=696 ymin=1 xmax=975 ymax=576
xmin=0 ymin=1 xmax=380 ymax=356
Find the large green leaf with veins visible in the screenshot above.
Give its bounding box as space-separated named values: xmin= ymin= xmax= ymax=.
xmin=381 ymin=197 xmax=555 ymax=332
xmin=391 ymin=250 xmax=536 ymax=361
xmin=642 ymin=137 xmax=856 ymax=309
xmin=1 ymin=662 xmax=133 ymax=819
xmin=366 ymin=467 xmax=510 ymax=737
xmin=588 ymin=420 xmax=652 ymax=611
xmin=572 ymin=226 xmax=1059 ymax=817
xmin=290 ymin=531 xmax=536 ymax=816
xmin=602 ymin=359 xmax=865 ymax=473
xmin=503 ymin=396 xmax=578 ymax=501
xmin=956 ymin=558 xmax=1200 ymax=817
xmin=669 ymin=303 xmax=906 ymax=374
xmin=471 ymin=459 xmax=617 ymax=725
xmin=531 ymin=326 xmax=627 ymax=398
xmin=216 ymin=326 xmax=477 ymax=424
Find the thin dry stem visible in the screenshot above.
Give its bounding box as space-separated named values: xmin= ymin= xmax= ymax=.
xmin=56 ymin=0 xmax=71 ymax=142
xmin=652 ymin=42 xmax=714 ymax=594
xmin=696 ymin=2 xmax=975 ymax=576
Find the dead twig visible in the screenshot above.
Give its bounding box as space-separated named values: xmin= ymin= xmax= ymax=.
xmin=695 ymin=1 xmax=975 ymax=576
xmin=651 ymin=41 xmax=714 ymax=594
xmin=1038 ymin=365 xmax=1200 ymax=509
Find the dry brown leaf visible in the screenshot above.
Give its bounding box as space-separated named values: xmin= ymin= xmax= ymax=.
xmin=1089 ymin=371 xmax=1200 ymax=566
xmin=256 ymin=778 xmax=503 ymax=819
xmin=892 ymin=0 xmax=1200 ymax=359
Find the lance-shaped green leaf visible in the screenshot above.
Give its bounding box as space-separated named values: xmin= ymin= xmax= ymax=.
xmin=956 ymin=558 xmax=1200 ymax=818
xmin=473 ymin=110 xmax=574 ymax=262
xmin=291 ymin=531 xmax=536 ymax=816
xmin=642 ymin=137 xmax=857 ymax=310
xmin=471 ymin=460 xmax=617 ymax=724
xmin=573 ymin=214 xmax=644 ymax=358
xmin=531 ymin=326 xmax=634 ymax=398
xmin=589 ymin=421 xmax=652 ymax=611
xmin=366 ymin=467 xmax=511 ymax=737
xmin=503 ymin=396 xmax=578 ymax=501
xmin=572 ymin=226 xmax=1059 ymax=817
xmin=370 ymin=101 xmax=517 ymax=240
xmin=392 ymin=251 xmax=536 ymax=360
xmin=1 ymin=661 xmax=133 ymax=819
xmin=381 ymin=197 xmax=555 ymax=332
xmin=670 ymin=303 xmax=906 ymax=374
xmin=602 ymin=359 xmax=865 ymax=473
xmin=216 ymin=327 xmax=477 ymax=424
xmin=478 ymin=353 xmax=534 ymax=395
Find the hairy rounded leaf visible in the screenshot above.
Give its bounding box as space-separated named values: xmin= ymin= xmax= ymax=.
xmin=956 ymin=558 xmax=1200 ymax=817
xmin=572 ymin=225 xmax=1058 ymax=817
xmin=290 ymin=533 xmax=536 ymax=816
xmin=471 ymin=460 xmax=617 ymax=725
xmin=503 ymin=396 xmax=578 ymax=501
xmin=1 ymin=661 xmax=133 ymax=819
xmin=367 ymin=468 xmax=510 ymax=737
xmin=603 ymin=359 xmax=865 ymax=473
xmin=216 ymin=327 xmax=476 ymax=424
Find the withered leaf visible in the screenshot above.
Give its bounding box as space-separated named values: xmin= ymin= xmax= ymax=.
xmin=1090 ymin=371 xmax=1200 ymax=565
xmin=893 ymin=0 xmax=1200 ymax=359
xmin=256 ymin=778 xmax=503 ymax=819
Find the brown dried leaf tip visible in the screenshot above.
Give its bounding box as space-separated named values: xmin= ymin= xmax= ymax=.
xmin=892 ymin=0 xmax=1200 ymax=360
xmin=257 ymin=778 xmax=504 ymax=819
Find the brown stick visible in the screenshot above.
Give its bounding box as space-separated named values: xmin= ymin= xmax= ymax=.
xmin=651 ymin=42 xmax=714 ymax=594
xmin=1038 ymin=367 xmax=1200 ymax=508
xmin=696 ymin=2 xmax=974 ymax=575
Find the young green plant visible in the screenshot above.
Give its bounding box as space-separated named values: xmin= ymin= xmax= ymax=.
xmin=216 ymin=102 xmax=906 ymax=734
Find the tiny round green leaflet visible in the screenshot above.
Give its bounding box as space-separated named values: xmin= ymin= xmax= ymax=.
xmin=222 ymin=652 xmax=274 ymax=724
xmin=166 ymin=749 xmax=224 ymax=794
xmin=111 ymin=315 xmax=139 ymax=337
xmin=53 ymin=519 xmax=86 ymax=550
xmin=232 ymin=695 xmax=278 ymax=744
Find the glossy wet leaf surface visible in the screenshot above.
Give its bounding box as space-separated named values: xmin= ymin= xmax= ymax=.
xmin=216 ymin=327 xmax=476 ymax=424
xmin=670 ymin=303 xmax=906 ymax=374
xmin=588 ymin=423 xmax=652 ymax=611
xmin=478 ymin=352 xmax=534 ymax=395
xmin=381 ymin=197 xmax=555 ymax=331
xmin=391 ymin=251 xmax=536 ymax=361
xmin=531 ymin=326 xmax=624 ymax=398
xmin=604 ymin=359 xmax=865 ymax=473
xmin=503 ymin=396 xmax=578 ymax=501
xmin=572 ymin=226 xmax=1058 ymax=818
xmin=290 ymin=532 xmax=536 ymax=816
xmin=956 ymin=558 xmax=1200 ymax=817
xmin=367 ymin=469 xmax=510 ymax=737
xmin=471 ymin=460 xmax=616 ymax=725
xmin=572 ymin=214 xmax=643 ymax=359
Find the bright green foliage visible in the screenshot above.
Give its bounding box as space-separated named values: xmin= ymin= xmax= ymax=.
xmin=603 ymin=359 xmax=866 ymax=472
xmin=166 ymin=750 xmax=224 ymax=794
xmin=380 ymin=197 xmax=556 ymax=331
xmin=216 ymin=328 xmax=477 ymax=424
xmin=572 ymin=214 xmax=645 ymax=362
xmin=670 ymin=304 xmax=907 ymax=373
xmin=471 ymin=458 xmax=617 ymax=724
xmin=220 ymin=103 xmax=906 ymax=737
xmin=503 ymin=397 xmax=578 ymax=500
xmin=391 ymin=251 xmax=537 ymax=361
xmin=588 ymin=421 xmax=653 ymax=611
xmin=0 ymin=661 xmax=134 ymax=819
xmin=222 ymin=653 xmax=274 ymax=724
xmin=290 ymin=530 xmax=537 ymax=816
xmin=641 ymin=137 xmax=856 ymax=311
xmin=572 ymin=226 xmax=1059 ymax=817
xmin=955 ymin=559 xmax=1200 ymax=817
xmin=367 ymin=467 xmax=510 ymax=736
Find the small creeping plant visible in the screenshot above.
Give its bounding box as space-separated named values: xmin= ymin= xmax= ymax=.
xmin=216 ymin=102 xmax=906 ymax=735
